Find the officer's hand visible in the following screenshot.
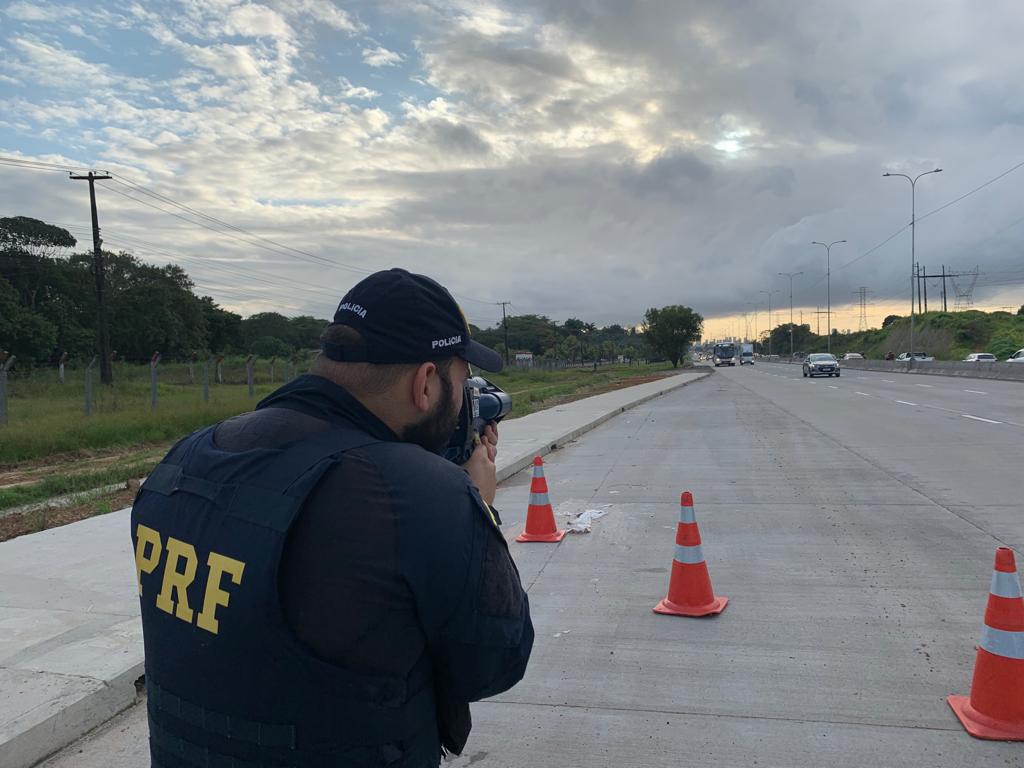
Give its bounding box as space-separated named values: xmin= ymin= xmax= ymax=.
xmin=463 ymin=434 xmax=497 ymax=506
xmin=480 ymin=423 xmax=498 ymax=462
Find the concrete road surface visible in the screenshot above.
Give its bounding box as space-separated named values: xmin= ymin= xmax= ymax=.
xmin=40 ymin=369 xmax=1024 ymax=767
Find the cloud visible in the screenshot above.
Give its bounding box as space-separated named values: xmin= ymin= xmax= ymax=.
xmin=362 ymin=45 xmax=405 ymax=67
xmin=3 ymin=1 xmax=73 ymax=22
xmin=1 ymin=0 xmax=1023 ymax=332
xmin=272 ymin=0 xmax=362 ymax=33
xmin=339 ymin=76 xmax=379 ymax=100
xmin=225 ymin=5 xmax=293 ymax=40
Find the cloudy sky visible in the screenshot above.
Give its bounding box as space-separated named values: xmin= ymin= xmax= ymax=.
xmin=2 ymin=0 xmax=1023 ymax=338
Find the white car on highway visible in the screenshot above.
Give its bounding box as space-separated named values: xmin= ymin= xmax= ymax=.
xmin=1008 ymin=349 xmax=1024 ymax=363
xmin=842 ymin=352 xmax=864 ymax=360
xmin=963 ymin=353 xmax=997 ymax=362
xmin=896 ymin=352 xmax=935 ymax=362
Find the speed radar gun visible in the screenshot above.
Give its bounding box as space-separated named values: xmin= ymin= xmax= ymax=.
xmin=444 ymin=376 xmax=512 ymax=465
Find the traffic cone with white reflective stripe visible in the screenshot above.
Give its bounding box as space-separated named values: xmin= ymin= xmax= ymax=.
xmin=947 ymin=547 xmax=1024 ymax=740
xmin=516 ymin=456 xmax=566 ymax=543
xmin=653 ymin=492 xmax=728 ymax=617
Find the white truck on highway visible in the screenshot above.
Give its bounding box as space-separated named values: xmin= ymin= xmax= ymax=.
xmin=740 ymin=342 xmax=754 ymax=365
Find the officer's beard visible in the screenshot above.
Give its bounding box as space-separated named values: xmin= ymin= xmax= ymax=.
xmin=402 ymin=369 xmax=459 ymax=455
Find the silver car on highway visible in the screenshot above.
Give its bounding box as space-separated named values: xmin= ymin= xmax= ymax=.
xmin=803 ymin=353 xmax=840 ymax=378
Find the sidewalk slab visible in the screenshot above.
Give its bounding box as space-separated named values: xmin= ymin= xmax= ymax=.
xmin=0 ymin=369 xmax=707 ymax=768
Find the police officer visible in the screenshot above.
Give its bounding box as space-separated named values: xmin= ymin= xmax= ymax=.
xmin=131 ymin=268 xmax=534 ymax=767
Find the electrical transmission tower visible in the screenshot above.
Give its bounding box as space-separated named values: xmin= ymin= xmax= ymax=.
xmin=853 ymin=287 xmax=870 ymax=331
xmin=951 ymin=267 xmax=979 ymax=311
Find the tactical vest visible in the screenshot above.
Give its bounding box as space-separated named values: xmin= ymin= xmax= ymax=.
xmin=131 ymin=425 xmax=437 ymax=767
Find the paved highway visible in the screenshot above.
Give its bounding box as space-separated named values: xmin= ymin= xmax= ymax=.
xmin=744 ymin=361 xmax=1023 ymax=551
xmin=41 ymin=370 xmax=1023 ymax=767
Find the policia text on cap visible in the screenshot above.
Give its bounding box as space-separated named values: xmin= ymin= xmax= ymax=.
xmin=131 ymin=269 xmax=534 ymax=767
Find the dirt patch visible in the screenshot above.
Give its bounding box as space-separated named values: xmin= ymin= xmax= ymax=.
xmin=0 ymin=486 xmax=137 ymax=543
xmin=0 ymin=443 xmax=171 ymax=489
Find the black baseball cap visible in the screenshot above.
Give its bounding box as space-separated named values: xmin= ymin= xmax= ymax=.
xmin=322 ymin=268 xmax=503 ymax=372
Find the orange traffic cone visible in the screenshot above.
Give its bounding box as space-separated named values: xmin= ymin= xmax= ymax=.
xmin=947 ymin=546 xmax=1024 ymax=740
xmin=653 ymin=492 xmax=728 ymax=617
xmin=516 ymin=456 xmax=566 ymax=543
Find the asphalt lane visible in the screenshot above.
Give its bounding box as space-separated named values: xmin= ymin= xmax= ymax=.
xmin=40 ymin=373 xmax=1023 ymax=767
xmin=755 ymin=360 xmax=1024 ymax=429
xmin=741 ymin=362 xmax=1024 ymax=551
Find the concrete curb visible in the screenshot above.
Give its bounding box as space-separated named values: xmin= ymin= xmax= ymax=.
xmin=0 ymin=368 xmax=709 ymax=768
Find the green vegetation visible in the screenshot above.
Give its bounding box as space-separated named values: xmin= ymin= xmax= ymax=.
xmin=641 ymin=306 xmax=704 ymax=367
xmin=827 ymin=310 xmax=1024 ymax=360
xmin=2 ymin=216 xmax=683 ymax=370
xmin=743 ymin=309 xmax=1024 ymax=361
xmin=0 ymin=360 xmax=675 ymax=467
xmin=0 ymin=457 xmax=156 ymax=512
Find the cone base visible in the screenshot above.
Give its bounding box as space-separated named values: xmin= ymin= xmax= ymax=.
xmin=653 ymin=595 xmax=728 ymax=617
xmin=516 ymin=529 xmax=567 ymax=543
xmin=947 ymin=695 xmax=1024 ymax=741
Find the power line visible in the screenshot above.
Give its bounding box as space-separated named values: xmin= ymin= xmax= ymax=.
xmin=917 ymin=159 xmax=1024 ymax=223
xmin=0 ymin=155 xmax=500 ymax=309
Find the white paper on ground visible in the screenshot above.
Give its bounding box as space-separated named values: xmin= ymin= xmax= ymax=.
xmin=565 ymin=508 xmax=610 ymax=534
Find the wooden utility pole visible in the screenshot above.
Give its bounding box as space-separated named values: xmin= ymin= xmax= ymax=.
xmin=70 ymin=171 xmax=113 ymax=384
xmin=496 ymin=301 xmax=512 ymax=365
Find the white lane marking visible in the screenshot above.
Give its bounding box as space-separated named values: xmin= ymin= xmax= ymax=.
xmin=855 ymin=392 xmax=872 ymax=397
xmin=881 ymin=379 xmax=896 ymax=383
xmin=921 ymin=403 xmax=961 ymax=414
xmin=962 ymin=414 xmax=1003 ymax=425
xmin=964 ymin=389 xmax=987 ymax=394
xmin=916 ymin=383 xmax=934 ymax=388
xmin=895 ymin=400 xmax=917 ymax=406
xmin=828 ymin=385 xmax=839 ymax=389
xmin=857 ymin=376 xmax=870 ymax=380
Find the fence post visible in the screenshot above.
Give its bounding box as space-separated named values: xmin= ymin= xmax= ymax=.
xmin=216 ymin=355 xmax=224 ymax=384
xmin=246 ymin=355 xmax=255 ymax=397
xmin=58 ymin=351 xmax=67 ymax=384
xmin=270 ymin=356 xmax=276 ymax=384
xmin=0 ymin=356 xmax=15 ymax=426
xmin=150 ymin=352 xmax=161 ymax=410
xmin=188 ymin=352 xmax=197 ymax=384
xmin=85 ymin=355 xmax=97 ymax=416
xmin=202 ymin=357 xmax=211 ymax=403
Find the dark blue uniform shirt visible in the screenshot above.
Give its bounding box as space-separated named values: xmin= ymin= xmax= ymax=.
xmin=213 ymin=374 xmax=533 ymax=760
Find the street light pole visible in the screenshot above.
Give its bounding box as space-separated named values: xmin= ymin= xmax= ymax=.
xmin=747 ymin=302 xmax=758 ymax=353
xmin=811 ymin=240 xmax=846 ymax=353
xmin=759 ymin=289 xmax=778 ymax=358
xmin=778 ymin=271 xmax=803 ymax=358
xmin=882 ymin=168 xmax=942 ymax=363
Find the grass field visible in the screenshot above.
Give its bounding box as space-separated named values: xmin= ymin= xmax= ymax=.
xmin=0 ymin=358 xmax=674 ymax=469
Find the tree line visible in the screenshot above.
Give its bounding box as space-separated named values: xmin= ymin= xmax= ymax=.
xmin=1 ymin=216 xmax=704 ymax=368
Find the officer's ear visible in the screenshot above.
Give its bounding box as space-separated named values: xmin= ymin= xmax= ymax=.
xmin=409 ymin=361 xmax=438 ymax=415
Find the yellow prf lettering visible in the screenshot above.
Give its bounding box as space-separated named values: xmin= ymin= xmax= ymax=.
xmin=134 ymin=524 xmax=163 ymax=595
xmin=196 ymin=552 xmax=246 ymax=635
xmin=155 ymin=537 xmax=198 ymax=623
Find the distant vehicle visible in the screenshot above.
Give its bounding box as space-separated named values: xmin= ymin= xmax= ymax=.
xmin=896 ymin=352 xmax=935 ymax=362
xmin=713 ymin=342 xmax=737 ymax=367
xmin=740 ymin=342 xmax=754 ymax=365
xmin=792 ymin=351 xmax=806 ymax=360
xmin=842 ymin=352 xmax=864 ymax=360
xmin=803 ymin=353 xmax=840 ymax=377
xmin=963 ymin=353 xmax=997 ymax=362
xmin=1008 ymin=349 xmax=1024 ymax=363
